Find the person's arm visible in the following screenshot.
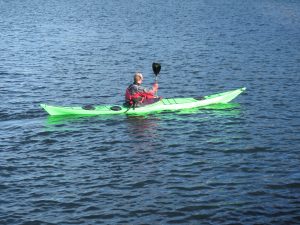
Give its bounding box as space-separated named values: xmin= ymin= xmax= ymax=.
xmin=137 ymin=83 xmax=158 ymax=94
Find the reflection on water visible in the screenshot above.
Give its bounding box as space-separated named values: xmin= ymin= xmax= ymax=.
xmin=43 ymin=103 xmax=243 ymax=154
xmin=125 ymin=115 xmax=160 ymax=139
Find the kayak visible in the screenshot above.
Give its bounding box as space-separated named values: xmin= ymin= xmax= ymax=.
xmin=41 ymin=87 xmax=246 ymax=116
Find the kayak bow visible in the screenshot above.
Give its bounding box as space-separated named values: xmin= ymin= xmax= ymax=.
xmin=41 ymin=87 xmax=246 ymax=116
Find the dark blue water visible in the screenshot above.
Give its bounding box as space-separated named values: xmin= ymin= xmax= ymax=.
xmin=1 ymin=0 xmax=300 ymax=224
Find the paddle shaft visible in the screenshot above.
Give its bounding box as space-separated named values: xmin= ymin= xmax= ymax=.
xmin=152 ymin=63 xmax=161 ymax=96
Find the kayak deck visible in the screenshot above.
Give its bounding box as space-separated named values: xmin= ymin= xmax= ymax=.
xmin=41 ymin=87 xmax=246 ymax=116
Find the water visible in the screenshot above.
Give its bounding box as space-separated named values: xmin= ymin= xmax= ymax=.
xmin=1 ymin=0 xmax=300 ymax=224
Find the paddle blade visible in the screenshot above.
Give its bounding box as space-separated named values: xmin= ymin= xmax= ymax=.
xmin=152 ymin=63 xmax=161 ymax=76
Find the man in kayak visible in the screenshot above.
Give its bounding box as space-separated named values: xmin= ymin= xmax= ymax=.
xmin=125 ymin=72 xmax=159 ymax=107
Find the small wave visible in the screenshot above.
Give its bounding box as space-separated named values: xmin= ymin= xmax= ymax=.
xmin=41 ymin=138 xmax=58 ymax=144
xmin=82 ymin=206 xmax=101 ymax=212
xmin=247 ymin=190 xmax=267 ymax=196
xmin=224 ymin=146 xmax=272 ymax=154
xmin=80 ymin=213 xmax=115 ymax=220
xmin=266 ymin=182 xmax=300 ymax=190
xmin=167 ymin=185 xmax=211 ymax=191
xmin=178 ymin=205 xmax=219 ymax=212
xmin=131 ymin=179 xmax=161 ymax=188
xmin=21 ymin=220 xmax=56 ymax=225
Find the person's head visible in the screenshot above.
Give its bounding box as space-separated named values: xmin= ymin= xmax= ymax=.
xmin=134 ymin=72 xmax=143 ymax=85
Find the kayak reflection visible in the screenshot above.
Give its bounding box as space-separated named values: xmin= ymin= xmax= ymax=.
xmin=125 ymin=115 xmax=161 ymax=141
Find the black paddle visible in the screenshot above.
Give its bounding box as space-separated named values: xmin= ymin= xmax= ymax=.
xmin=152 ymin=62 xmax=161 ymax=81
xmin=152 ymin=62 xmax=161 ymax=96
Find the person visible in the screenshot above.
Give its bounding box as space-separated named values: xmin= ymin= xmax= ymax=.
xmin=125 ymin=72 xmax=159 ymax=107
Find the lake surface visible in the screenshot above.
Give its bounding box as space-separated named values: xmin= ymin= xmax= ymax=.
xmin=1 ymin=0 xmax=300 ymax=224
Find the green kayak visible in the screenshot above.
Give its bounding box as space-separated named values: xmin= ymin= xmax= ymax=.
xmin=41 ymin=87 xmax=246 ymax=116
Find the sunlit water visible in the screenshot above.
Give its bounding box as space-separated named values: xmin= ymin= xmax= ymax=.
xmin=1 ymin=0 xmax=300 ymax=224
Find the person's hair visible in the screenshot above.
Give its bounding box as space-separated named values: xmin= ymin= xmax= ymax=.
xmin=134 ymin=72 xmax=143 ymax=83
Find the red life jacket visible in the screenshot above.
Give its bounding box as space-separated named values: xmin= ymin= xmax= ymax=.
xmin=125 ymin=84 xmax=156 ymax=106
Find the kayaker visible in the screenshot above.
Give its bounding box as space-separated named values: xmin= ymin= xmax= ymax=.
xmin=125 ymin=72 xmax=159 ymax=107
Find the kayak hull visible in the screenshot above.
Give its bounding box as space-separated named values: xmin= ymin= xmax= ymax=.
xmin=41 ymin=87 xmax=246 ymax=116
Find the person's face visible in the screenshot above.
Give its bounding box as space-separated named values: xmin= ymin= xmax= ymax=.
xmin=137 ymin=77 xmax=143 ymax=85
